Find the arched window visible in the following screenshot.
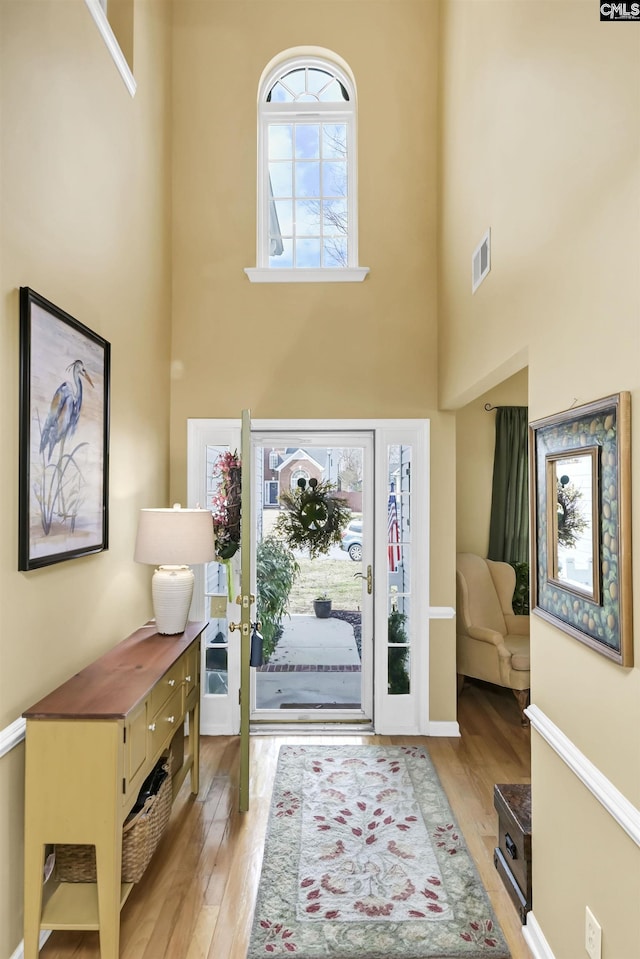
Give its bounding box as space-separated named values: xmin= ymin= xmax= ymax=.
xmin=290 ymin=468 xmax=310 ymax=490
xmin=245 ymin=49 xmax=369 ymax=283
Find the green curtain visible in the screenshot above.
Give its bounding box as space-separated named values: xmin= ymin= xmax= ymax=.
xmin=487 ymin=406 xmax=529 ymax=564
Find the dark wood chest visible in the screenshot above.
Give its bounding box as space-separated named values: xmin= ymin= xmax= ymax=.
xmin=493 ymin=782 xmax=532 ymax=923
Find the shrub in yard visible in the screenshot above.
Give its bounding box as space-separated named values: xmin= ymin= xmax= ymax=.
xmin=257 ymin=536 xmax=300 ymax=660
xmin=387 ymin=608 xmax=410 ymax=694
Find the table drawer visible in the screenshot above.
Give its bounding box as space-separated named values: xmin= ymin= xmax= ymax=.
xmin=149 ymin=685 xmax=184 ymax=757
xmin=183 ymin=644 xmax=198 ymax=699
xmin=122 ymin=703 xmax=149 ymax=807
xmin=149 ymin=658 xmax=183 ymax=716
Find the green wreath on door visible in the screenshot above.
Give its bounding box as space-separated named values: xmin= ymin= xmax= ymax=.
xmin=275 ymin=478 xmax=351 ymax=560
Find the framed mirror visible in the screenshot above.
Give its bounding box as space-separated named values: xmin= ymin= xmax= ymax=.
xmin=530 ymin=393 xmax=632 ymax=666
xmin=546 ymin=448 xmax=600 ymax=603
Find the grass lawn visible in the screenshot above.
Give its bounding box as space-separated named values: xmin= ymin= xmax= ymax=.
xmin=287 ymin=554 xmax=363 ymax=613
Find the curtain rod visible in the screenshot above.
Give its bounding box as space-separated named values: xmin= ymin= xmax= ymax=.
xmin=484 ymin=403 xmax=528 ymax=411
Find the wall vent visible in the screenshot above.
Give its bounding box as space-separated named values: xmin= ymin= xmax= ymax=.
xmin=472 ymin=229 xmax=491 ymax=293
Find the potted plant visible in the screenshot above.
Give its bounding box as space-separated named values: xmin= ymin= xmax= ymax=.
xmin=313 ymin=593 xmax=332 ymax=618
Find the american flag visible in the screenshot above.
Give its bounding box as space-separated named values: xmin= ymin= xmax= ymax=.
xmin=388 ymin=486 xmax=401 ymax=571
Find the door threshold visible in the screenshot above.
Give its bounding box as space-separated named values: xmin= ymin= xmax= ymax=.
xmin=250 ymin=722 xmax=375 ymax=735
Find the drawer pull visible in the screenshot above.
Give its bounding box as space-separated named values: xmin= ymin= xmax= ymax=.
xmin=505 ymin=833 xmax=518 ymax=860
xmin=148 ymin=722 xmax=156 ymax=732
xmin=185 ymin=674 xmax=192 ymax=683
xmin=166 ymin=715 xmax=176 ymax=724
xmin=168 ymin=679 xmax=176 ymax=687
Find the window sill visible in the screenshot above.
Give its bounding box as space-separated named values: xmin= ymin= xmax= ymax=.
xmin=244 ymin=267 xmax=370 ymax=284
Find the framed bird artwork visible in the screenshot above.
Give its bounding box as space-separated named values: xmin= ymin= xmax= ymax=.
xmin=18 ymin=287 xmax=110 ymax=570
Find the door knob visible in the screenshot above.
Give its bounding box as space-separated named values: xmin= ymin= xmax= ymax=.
xmin=354 ymin=565 xmax=373 ymax=594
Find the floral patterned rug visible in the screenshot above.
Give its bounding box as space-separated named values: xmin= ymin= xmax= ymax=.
xmin=247 ymin=745 xmax=510 ymax=958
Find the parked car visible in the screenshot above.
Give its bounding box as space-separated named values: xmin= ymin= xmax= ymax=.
xmin=340 ymin=519 xmax=363 ymax=561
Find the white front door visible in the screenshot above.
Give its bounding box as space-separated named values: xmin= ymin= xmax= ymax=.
xmin=187 ymin=419 xmax=431 ymax=737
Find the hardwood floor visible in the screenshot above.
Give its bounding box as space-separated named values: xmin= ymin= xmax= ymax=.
xmin=39 ymin=681 xmax=531 ymax=959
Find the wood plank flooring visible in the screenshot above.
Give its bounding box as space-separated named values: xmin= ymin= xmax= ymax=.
xmin=39 ymin=680 xmax=531 ymax=958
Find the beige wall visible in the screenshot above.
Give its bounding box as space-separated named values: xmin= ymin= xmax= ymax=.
xmin=456 ymin=368 xmax=528 ymax=556
xmin=0 ymin=1 xmax=172 ymax=952
xmin=170 ymin=0 xmax=457 ymax=721
xmin=440 ymin=1 xmax=640 ymax=955
xmin=169 ymin=0 xmax=440 ymax=486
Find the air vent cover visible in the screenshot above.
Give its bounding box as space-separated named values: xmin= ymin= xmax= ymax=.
xmin=472 ymin=229 xmax=491 ymax=293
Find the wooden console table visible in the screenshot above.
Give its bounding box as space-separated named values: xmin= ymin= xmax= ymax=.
xmin=23 ymin=620 xmax=206 ymax=959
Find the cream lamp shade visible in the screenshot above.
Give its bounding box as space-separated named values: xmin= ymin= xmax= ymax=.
xmin=134 ymin=504 xmax=215 ymax=635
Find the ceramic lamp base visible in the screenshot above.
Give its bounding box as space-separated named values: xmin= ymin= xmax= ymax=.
xmin=152 ymin=565 xmax=194 ymax=635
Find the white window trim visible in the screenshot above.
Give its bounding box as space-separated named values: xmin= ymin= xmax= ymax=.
xmin=84 ymin=0 xmax=136 ymax=98
xmin=245 ymin=52 xmax=369 ymax=283
xmin=245 ymin=266 xmax=369 ymax=284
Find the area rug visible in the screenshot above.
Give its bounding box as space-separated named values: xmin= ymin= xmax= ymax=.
xmin=247 ymin=745 xmax=510 ymax=958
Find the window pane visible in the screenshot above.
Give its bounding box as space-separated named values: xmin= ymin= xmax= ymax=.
xmin=269 ymin=237 xmax=293 ymax=267
xmin=281 ymin=68 xmax=306 ymax=96
xmin=323 ymin=124 xmax=347 ymax=158
xmin=274 ymin=199 xmax=292 ymax=235
xmin=269 ymin=81 xmax=294 ymax=103
xmin=389 ymin=545 xmax=410 ymax=591
xmin=296 ymin=237 xmax=321 ymax=267
xmin=389 ymin=593 xmax=411 ymax=631
xmin=395 ymin=494 xmax=411 ymax=542
xmin=205 ymin=617 xmax=228 ymax=695
xmin=295 ymin=124 xmax=320 ymax=159
xmin=323 ymin=199 xmax=347 ymax=235
xmin=388 ymin=647 xmax=410 ymax=695
xmin=323 ymin=160 xmax=347 ymax=197
xmin=323 ymin=237 xmax=347 ymax=267
xmin=307 ymin=68 xmax=333 ymax=95
xmin=269 ymin=162 xmax=292 ymax=198
xmin=389 ymin=445 xmax=412 ymax=493
xmin=296 ymin=200 xmax=321 ymax=236
xmin=318 ymin=78 xmax=348 ymax=102
xmin=295 ymin=161 xmax=320 ymax=198
xmin=268 ymin=124 xmax=293 ymax=159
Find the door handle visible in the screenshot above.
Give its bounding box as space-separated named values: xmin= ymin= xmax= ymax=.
xmin=354 ymin=565 xmax=373 ymax=594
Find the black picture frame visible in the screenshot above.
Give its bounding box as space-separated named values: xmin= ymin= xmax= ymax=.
xmin=529 ymin=393 xmax=632 ymax=666
xmin=19 ymin=287 xmax=110 ymax=570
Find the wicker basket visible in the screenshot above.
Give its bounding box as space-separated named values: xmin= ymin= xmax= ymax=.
xmin=55 ymin=761 xmax=172 ymax=884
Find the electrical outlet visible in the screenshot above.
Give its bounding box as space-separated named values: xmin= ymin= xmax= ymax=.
xmin=585 ymin=906 xmax=602 ymax=959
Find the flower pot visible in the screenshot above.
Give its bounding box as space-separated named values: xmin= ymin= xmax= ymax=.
xmin=313 ymin=598 xmax=332 ymax=619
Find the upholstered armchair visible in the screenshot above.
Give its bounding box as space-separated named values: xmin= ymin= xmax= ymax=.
xmin=455 ymin=553 xmax=530 ymax=726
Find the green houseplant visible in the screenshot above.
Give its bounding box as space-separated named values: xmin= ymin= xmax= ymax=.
xmin=256 ymin=536 xmax=299 ymax=660
xmin=313 ymin=593 xmax=332 ymax=618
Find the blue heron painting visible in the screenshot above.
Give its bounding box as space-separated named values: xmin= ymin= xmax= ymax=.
xmin=39 ymin=359 xmax=94 ymax=461
xmin=19 ymin=286 xmax=109 ymax=570
xmin=35 ymin=359 xmax=95 ymax=537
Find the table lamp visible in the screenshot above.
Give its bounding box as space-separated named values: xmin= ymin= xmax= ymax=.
xmin=134 ymin=504 xmax=215 ymax=634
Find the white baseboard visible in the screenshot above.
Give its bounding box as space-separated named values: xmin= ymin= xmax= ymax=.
xmin=522 ymin=912 xmax=556 ymax=959
xmin=427 ymin=720 xmax=460 ymax=737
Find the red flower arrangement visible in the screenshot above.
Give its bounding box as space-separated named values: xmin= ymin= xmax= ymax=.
xmin=211 ymin=450 xmax=241 ymax=559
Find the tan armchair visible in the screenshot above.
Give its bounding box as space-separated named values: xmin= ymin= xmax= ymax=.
xmin=456 ymin=553 xmax=530 ymax=725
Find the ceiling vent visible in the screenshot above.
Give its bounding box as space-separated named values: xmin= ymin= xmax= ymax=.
xmin=472 ymin=229 xmax=491 ymax=293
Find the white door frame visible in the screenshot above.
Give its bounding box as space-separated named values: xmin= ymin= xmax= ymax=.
xmin=187 ymin=418 xmax=438 ymax=736
xmin=250 ymin=428 xmax=375 ymax=724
